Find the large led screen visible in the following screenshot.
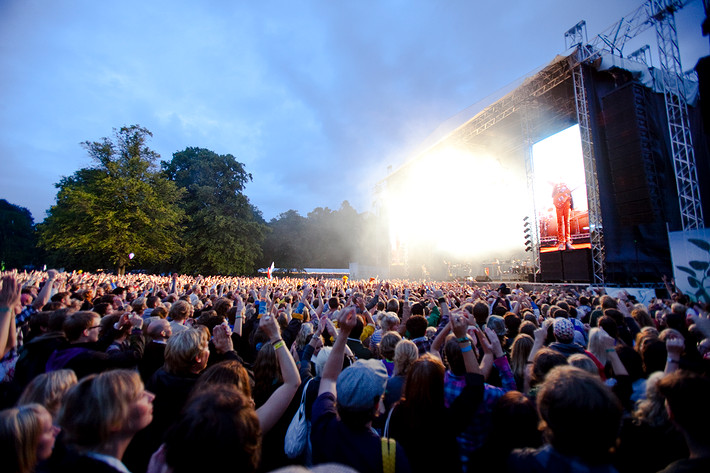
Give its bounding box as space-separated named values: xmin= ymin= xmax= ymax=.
xmin=532 ymin=124 xmax=591 ymax=252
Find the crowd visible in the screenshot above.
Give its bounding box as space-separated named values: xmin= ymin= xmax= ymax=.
xmin=0 ymin=269 xmax=709 ymax=473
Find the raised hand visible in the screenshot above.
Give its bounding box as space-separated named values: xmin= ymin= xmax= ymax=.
xmin=212 ymin=324 xmax=234 ymax=353
xmin=337 ymin=305 xmax=358 ymax=335
xmin=0 ymin=276 xmax=21 ymax=311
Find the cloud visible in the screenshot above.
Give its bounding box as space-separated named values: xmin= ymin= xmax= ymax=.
xmin=0 ymin=0 xmax=706 ymax=224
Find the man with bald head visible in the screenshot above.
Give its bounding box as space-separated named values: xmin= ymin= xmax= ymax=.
xmin=139 ymin=318 xmax=172 ymax=384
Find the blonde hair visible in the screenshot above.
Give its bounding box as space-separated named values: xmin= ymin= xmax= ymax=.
xmin=295 ymin=323 xmax=314 ymax=351
xmin=0 ymin=403 xmax=50 ymax=473
xmin=633 ymin=371 xmax=668 ymax=427
xmin=18 ymin=370 xmax=78 ymax=420
xmin=131 ymin=297 xmax=147 ymax=312
xmin=165 ymin=328 xmax=209 ymax=374
xmin=169 ymin=300 xmax=194 ymax=322
xmin=394 ymin=339 xmax=418 ymax=376
xmin=314 ymin=346 xmax=332 ymax=377
xmin=587 ymin=328 xmax=609 ymax=366
xmin=58 ymin=370 xmax=144 ymax=450
xmin=510 ymin=334 xmax=534 ymax=388
xmin=568 ymin=353 xmax=598 ymax=376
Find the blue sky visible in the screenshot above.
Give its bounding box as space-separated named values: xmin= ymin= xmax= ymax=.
xmin=1 ymin=0 xmax=707 ymax=223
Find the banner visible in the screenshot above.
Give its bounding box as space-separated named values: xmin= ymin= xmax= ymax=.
xmin=668 ymin=228 xmax=710 ymax=303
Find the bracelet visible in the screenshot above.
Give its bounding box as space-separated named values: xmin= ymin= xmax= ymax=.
xmin=270 ymin=338 xmax=284 ymax=346
xmin=460 ymin=344 xmax=473 ymax=353
xmin=605 ymin=348 xmax=615 ymax=353
xmin=0 ymin=307 xmax=11 ymax=312
xmin=456 ymin=336 xmax=469 ymax=343
xmin=235 ymin=316 xmax=243 ymax=319
xmin=273 ymin=340 xmax=285 ymax=350
xmin=667 ymin=358 xmax=680 ymax=363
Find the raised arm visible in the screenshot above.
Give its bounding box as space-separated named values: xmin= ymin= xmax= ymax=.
xmin=33 ymin=269 xmax=58 ymax=310
xmin=255 ymin=313 xmax=301 ymax=432
xmin=430 ymin=322 xmax=452 ymax=360
xmin=451 ymin=312 xmax=481 ymax=375
xmin=599 ymin=329 xmax=628 ymax=377
xmin=233 ymin=292 xmax=245 ymax=337
xmin=318 ymin=305 xmax=357 ymax=396
xmin=664 ymin=336 xmax=684 ymax=375
xmin=527 ymin=318 xmax=552 ymax=364
xmin=0 ymin=276 xmax=20 ymax=357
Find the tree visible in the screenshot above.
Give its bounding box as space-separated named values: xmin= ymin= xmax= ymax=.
xmin=261 ymin=201 xmax=366 ymax=271
xmin=261 ymin=210 xmax=308 ymax=271
xmin=162 ymin=147 xmax=267 ymax=275
xmin=0 ymin=200 xmax=37 ymax=269
xmin=38 ymin=125 xmax=184 ymax=274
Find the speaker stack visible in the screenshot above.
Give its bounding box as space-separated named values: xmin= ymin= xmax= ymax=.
xmin=540 ymin=248 xmax=592 ymax=283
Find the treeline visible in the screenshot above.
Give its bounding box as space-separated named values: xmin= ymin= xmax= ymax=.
xmin=1 ymin=125 xmax=382 ymax=275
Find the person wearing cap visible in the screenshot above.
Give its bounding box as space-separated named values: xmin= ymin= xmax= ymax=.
xmin=491 ymin=284 xmax=512 ymax=314
xmin=311 ymin=305 xmax=411 ymax=473
xmin=548 ymin=316 xmax=607 ymax=379
xmin=549 ymin=317 xmax=588 ymax=358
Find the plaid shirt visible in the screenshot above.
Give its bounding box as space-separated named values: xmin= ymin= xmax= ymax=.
xmin=16 ymin=305 xmax=36 ymax=348
xmin=411 ymin=336 xmax=432 ymax=356
xmin=444 ymin=356 xmax=516 ymax=472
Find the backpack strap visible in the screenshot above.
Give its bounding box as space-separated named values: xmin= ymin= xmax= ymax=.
xmin=300 ymin=377 xmax=313 ymax=405
xmin=383 ymin=404 xmax=395 ymax=439
xmin=381 ymin=437 xmax=396 ymax=473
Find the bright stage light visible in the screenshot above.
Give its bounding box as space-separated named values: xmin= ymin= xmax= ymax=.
xmin=384 ymin=146 xmax=528 ymax=262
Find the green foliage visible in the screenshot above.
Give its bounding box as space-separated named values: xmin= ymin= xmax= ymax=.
xmin=0 ymin=199 xmax=38 ymax=269
xmin=675 ymin=238 xmax=710 ymax=304
xmin=38 ymin=125 xmax=184 ymax=273
xmin=162 ymin=147 xmax=266 ymax=275
xmin=261 ymin=209 xmax=309 ymax=271
xmin=261 ymin=201 xmax=369 ymax=270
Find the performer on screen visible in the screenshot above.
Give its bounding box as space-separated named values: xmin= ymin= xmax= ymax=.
xmin=552 ymin=181 xmax=574 ymax=250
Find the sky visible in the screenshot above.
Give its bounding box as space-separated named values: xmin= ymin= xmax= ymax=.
xmin=1 ymin=0 xmax=707 ymax=224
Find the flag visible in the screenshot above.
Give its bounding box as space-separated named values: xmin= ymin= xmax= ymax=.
xmin=267 ymin=262 xmax=275 ymax=280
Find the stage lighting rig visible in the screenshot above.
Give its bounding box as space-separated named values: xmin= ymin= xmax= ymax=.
xmin=523 ymin=216 xmax=533 ymax=252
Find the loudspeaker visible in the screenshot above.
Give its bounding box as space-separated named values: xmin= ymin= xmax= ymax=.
xmin=561 ymin=249 xmax=593 ymax=282
xmin=475 ymin=275 xmax=491 ymax=282
xmin=602 ymin=82 xmax=659 ymax=226
xmin=540 ymin=251 xmax=563 ymax=282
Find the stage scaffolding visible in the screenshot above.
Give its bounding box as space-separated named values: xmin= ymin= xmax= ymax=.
xmin=562 ymin=0 xmax=702 ymax=284
xmin=375 ymin=0 xmax=702 ymax=283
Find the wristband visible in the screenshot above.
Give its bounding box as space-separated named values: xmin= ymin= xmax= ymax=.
xmin=667 ymin=358 xmax=680 ymax=363
xmin=460 ymin=344 xmax=473 ymax=353
xmin=0 ymin=307 xmax=11 ymax=312
xmin=456 ymin=337 xmax=469 ymax=343
xmin=605 ymin=348 xmax=615 ymax=353
xmin=273 ymin=340 xmax=285 ymax=350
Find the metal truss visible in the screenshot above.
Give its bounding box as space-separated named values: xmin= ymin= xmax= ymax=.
xmin=455 ymin=58 xmax=572 ymax=143
xmin=568 ymin=0 xmax=702 ymax=231
xmin=520 ymin=103 xmax=541 ymax=281
xmin=571 ymin=45 xmax=607 ymax=286
xmin=651 ymin=0 xmax=704 ymax=230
